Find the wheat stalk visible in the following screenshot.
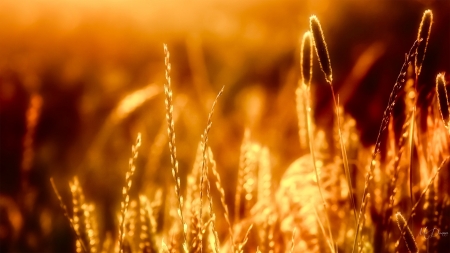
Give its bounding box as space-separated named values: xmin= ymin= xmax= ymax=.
xmin=205 ymin=177 xmax=220 ymax=253
xmin=208 ymin=147 xmax=235 ymax=251
xmin=199 ymin=86 xmax=224 ymax=253
xmin=312 ymin=206 xmax=335 ymax=253
xmin=303 ymin=87 xmax=334 ymax=251
xmin=409 ymin=9 xmax=433 ymax=212
xmin=50 ymin=178 xmax=88 ymax=253
xmin=310 ymin=16 xmax=360 ymax=251
xmin=297 ymin=31 xmax=313 ymax=151
xmin=163 ymin=44 xmax=188 ymax=253
xmin=310 ymin=15 xmax=357 ymax=231
xmin=118 ymin=133 xmax=142 ymax=253
xmin=236 ymin=224 xmax=253 ymax=253
xmin=354 ymin=39 xmax=421 ymax=253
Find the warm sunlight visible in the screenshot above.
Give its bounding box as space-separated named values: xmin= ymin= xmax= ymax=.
xmin=1 ymin=0 xmax=449 ymax=252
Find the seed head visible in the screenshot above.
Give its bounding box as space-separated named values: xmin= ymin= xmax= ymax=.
xmin=436 ymin=73 xmax=449 ymax=129
xmin=415 ymin=9 xmax=433 ymax=75
xmin=310 ymin=15 xmax=332 ymax=84
xmin=300 ymin=31 xmax=313 ymax=86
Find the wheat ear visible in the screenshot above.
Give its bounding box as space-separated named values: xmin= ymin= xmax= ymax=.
xmin=436 ymin=73 xmax=449 ymax=131
xmin=257 ymin=147 xmax=272 ymax=207
xmin=310 ymin=15 xmax=357 ymax=231
xmin=310 ymin=15 xmax=332 ymax=83
xmin=69 ymin=177 xmax=83 ymax=253
xmin=163 ymin=44 xmax=188 ymax=252
xmin=301 ymin=31 xmax=313 ymax=86
xmin=208 ymin=147 xmax=235 ymax=251
xmin=409 ymin=10 xmax=433 ymax=211
xmin=415 ymin=10 xmax=433 ymax=75
xmin=310 ymin=16 xmax=359 ymax=251
xmin=396 ymin=212 xmax=418 ymax=253
xmin=297 ymin=31 xmax=313 ymax=150
xmin=235 ymin=129 xmax=251 ymax=223
xmin=199 ymin=86 xmax=224 ymax=252
xmin=305 ymin=18 xmax=331 ymax=235
xmin=50 ymin=178 xmax=88 ymax=253
xmin=118 ymin=133 xmax=141 ymax=253
xmin=242 ymin=142 xmax=259 ymax=216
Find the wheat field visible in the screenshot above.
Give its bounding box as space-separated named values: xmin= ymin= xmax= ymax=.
xmin=0 ymin=0 xmax=450 ymax=252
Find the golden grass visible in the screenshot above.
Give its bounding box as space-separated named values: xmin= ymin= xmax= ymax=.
xmin=198 ymin=86 xmax=224 ymax=252
xmin=163 ymin=44 xmax=188 ymax=253
xmin=118 ymin=133 xmax=142 ymax=253
xmin=415 ymin=10 xmax=433 ymax=76
xmin=309 ymin=15 xmax=332 ymax=84
xmin=12 ymin=6 xmax=450 ymax=253
xmin=436 ymin=73 xmax=449 ymax=131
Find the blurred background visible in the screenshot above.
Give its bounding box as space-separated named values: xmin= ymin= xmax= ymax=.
xmin=1 ymin=0 xmax=449 ymax=251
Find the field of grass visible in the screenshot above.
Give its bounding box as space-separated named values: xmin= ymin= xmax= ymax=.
xmin=1 ymin=0 xmax=449 ymax=252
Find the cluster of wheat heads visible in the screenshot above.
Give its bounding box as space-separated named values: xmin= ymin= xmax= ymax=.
xmin=50 ymin=10 xmax=449 ymax=253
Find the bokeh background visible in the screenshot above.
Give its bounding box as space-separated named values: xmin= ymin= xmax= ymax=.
xmin=1 ymin=0 xmax=449 ymax=251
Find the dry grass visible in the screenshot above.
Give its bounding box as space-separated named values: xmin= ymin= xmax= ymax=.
xmin=39 ymin=9 xmax=450 ymax=252
xmin=2 ymin=4 xmax=450 ymax=253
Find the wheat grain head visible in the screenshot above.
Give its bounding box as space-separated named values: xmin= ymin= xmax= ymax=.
xmin=118 ymin=133 xmax=142 ymax=253
xmin=415 ymin=10 xmax=433 ymax=75
xmin=199 ymin=86 xmax=224 ymax=252
xmin=310 ymin=15 xmax=332 ymax=84
xmin=436 ymin=73 xmax=449 ymax=130
xmin=301 ymin=31 xmax=313 ymax=86
xmin=163 ymin=44 xmax=188 ymax=252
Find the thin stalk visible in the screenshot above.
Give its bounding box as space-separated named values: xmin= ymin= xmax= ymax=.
xmin=305 ymin=87 xmax=335 ymax=252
